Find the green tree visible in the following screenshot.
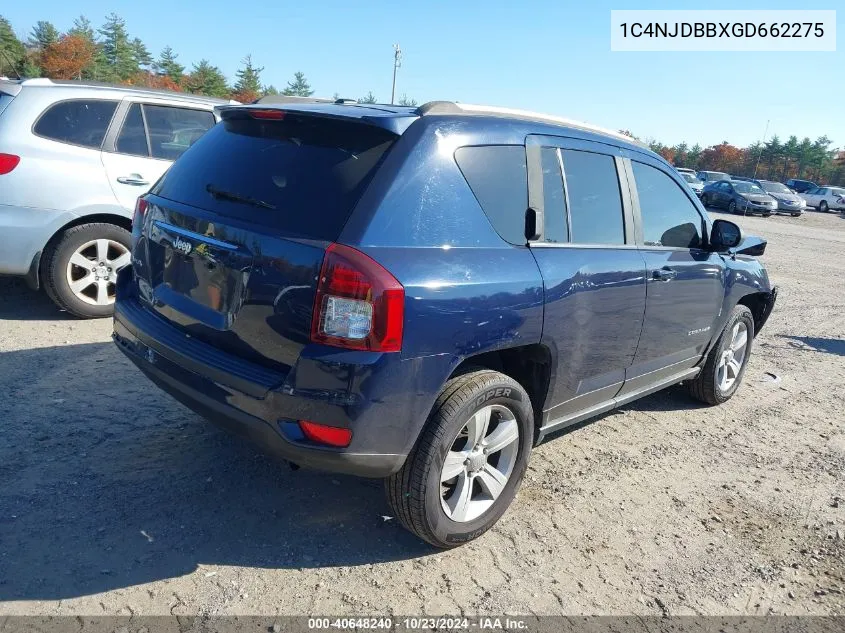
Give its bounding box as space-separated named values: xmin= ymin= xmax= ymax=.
xmin=68 ymin=16 xmax=94 ymax=40
xmin=687 ymin=143 xmax=703 ymax=169
xmin=762 ymin=135 xmax=781 ymax=179
xmin=358 ymin=91 xmax=377 ymax=104
xmin=29 ymin=21 xmax=59 ymax=49
xmin=131 ymin=37 xmax=152 ymax=71
xmin=672 ymin=142 xmax=689 ymax=167
xmin=796 ymin=137 xmax=814 ymax=178
xmin=154 ymin=46 xmax=184 ymax=83
xmin=21 ymin=51 xmax=42 ymax=78
xmin=186 ymin=59 xmax=229 ymax=97
xmin=233 ymin=54 xmax=262 ymax=101
xmin=98 ymin=13 xmax=137 ymax=81
xmin=0 ymin=16 xmax=26 ymax=77
xmin=397 ymin=93 xmax=417 ymax=106
xmin=67 ymin=16 xmax=103 ymax=80
xmin=282 ymin=71 xmax=313 ymax=96
xmin=262 ymin=84 xmax=280 ymax=96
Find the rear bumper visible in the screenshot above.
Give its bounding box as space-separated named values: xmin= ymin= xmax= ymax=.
xmin=0 ymin=204 xmax=76 ymax=276
xmin=112 ymin=276 xmax=444 ymax=478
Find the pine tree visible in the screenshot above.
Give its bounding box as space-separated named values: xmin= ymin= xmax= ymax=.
xmin=68 ymin=16 xmax=95 ymax=41
xmin=282 ymin=71 xmax=313 ymax=96
xmin=131 ymin=37 xmax=152 ymax=71
xmin=154 ymin=46 xmax=184 ymax=83
xmin=66 ymin=16 xmax=103 ymax=80
xmin=98 ymin=13 xmax=137 ymax=81
xmin=29 ymin=21 xmax=59 ymax=49
xmin=358 ymin=91 xmax=377 ymax=104
xmin=0 ymin=16 xmax=26 ymax=77
xmin=262 ymin=84 xmax=280 ymax=96
xmin=397 ymin=94 xmax=417 ymax=106
xmin=186 ymin=59 xmax=229 ymax=97
xmin=233 ymin=54 xmax=262 ymax=101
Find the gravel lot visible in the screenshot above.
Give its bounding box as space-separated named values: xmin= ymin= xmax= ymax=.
xmin=1 ymin=210 xmax=843 ymax=617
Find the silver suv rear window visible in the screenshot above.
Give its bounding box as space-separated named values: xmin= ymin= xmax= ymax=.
xmin=0 ymin=93 xmax=13 ymax=117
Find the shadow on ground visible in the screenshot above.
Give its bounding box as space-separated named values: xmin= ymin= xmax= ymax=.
xmin=777 ymin=334 xmax=845 ymax=357
xmin=0 ymin=277 xmax=72 ymax=321
xmin=0 ymin=341 xmax=433 ymax=602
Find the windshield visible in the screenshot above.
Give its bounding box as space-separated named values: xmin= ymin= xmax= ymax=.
xmin=681 ymin=173 xmax=701 ymax=184
xmin=152 ymin=112 xmax=397 ymax=240
xmin=706 ymin=172 xmax=729 ymax=181
xmin=760 ymin=182 xmax=791 ymax=194
xmin=733 ymin=182 xmax=765 ymax=194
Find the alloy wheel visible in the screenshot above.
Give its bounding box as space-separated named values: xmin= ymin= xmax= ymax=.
xmin=717 ymin=321 xmax=749 ymax=392
xmin=65 ymin=239 xmax=131 ymax=306
xmin=440 ymin=404 xmax=520 ymax=523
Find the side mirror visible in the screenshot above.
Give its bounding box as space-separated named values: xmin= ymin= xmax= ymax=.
xmin=710 ymin=219 xmax=743 ymax=251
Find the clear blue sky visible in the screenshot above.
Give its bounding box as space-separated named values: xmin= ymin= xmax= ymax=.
xmin=5 ymin=0 xmax=843 ymax=149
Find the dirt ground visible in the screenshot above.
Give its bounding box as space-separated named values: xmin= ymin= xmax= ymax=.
xmin=1 ymin=209 xmax=843 ymax=617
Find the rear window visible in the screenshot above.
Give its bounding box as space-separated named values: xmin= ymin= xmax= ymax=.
xmin=454 ymin=145 xmax=527 ymax=245
xmin=33 ymin=99 xmax=118 ymax=149
xmin=152 ymin=112 xmax=397 ymax=240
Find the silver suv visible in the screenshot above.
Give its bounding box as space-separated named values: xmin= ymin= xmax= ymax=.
xmin=0 ymin=78 xmax=230 ymax=317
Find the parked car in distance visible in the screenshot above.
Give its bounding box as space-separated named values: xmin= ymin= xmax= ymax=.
xmin=697 ymin=170 xmax=731 ymax=184
xmin=801 ymin=186 xmax=845 ymax=213
xmin=701 ymin=180 xmax=777 ymax=216
xmin=754 ymin=180 xmax=805 ymax=216
xmin=675 ymin=167 xmax=697 ymax=177
xmin=114 ymin=100 xmax=777 ymax=547
xmin=730 ymin=175 xmax=755 ymax=182
xmin=680 ymin=172 xmax=704 ymax=196
xmin=0 ymin=78 xmax=232 ymax=318
xmin=784 ymin=178 xmax=818 ymax=193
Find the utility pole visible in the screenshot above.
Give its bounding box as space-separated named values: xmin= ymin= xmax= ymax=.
xmin=752 ymin=119 xmax=770 ymax=179
xmin=390 ymin=43 xmax=402 ymax=105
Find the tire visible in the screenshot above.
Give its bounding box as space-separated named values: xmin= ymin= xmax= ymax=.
xmin=687 ymin=305 xmax=754 ymax=406
xmin=42 ymin=223 xmax=132 ymax=319
xmin=791 ymin=213 xmax=801 ymax=217
xmin=819 ymin=200 xmax=829 ymax=213
xmin=386 ymin=369 xmax=534 ymax=548
xmin=728 ymin=200 xmax=737 ymax=214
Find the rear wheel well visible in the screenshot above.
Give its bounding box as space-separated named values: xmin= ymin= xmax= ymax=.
xmin=449 ymin=345 xmax=551 ymax=440
xmin=737 ymin=292 xmax=768 ymax=335
xmin=36 ymin=213 xmax=132 ymax=286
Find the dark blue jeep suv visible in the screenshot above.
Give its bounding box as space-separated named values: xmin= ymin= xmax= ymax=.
xmin=113 ymin=100 xmax=777 ymax=547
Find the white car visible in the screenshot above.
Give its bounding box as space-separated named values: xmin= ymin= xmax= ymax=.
xmin=801 ymin=186 xmax=845 ymax=213
xmin=0 ymin=78 xmax=234 ymax=317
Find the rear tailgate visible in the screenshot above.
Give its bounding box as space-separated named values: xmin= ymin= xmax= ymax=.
xmin=132 ymin=109 xmax=399 ymax=373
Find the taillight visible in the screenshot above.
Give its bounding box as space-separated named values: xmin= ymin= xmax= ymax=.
xmin=0 ymin=153 xmax=20 ymax=175
xmin=310 ymin=244 xmax=404 ymax=352
xmin=299 ymin=420 xmax=352 ymax=448
xmin=133 ymin=197 xmax=149 ymax=228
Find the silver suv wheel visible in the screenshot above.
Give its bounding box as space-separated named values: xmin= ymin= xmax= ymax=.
xmin=65 ymin=238 xmax=131 ymax=306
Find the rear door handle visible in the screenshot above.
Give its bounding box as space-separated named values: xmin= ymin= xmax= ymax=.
xmin=116 ymin=174 xmax=149 ymax=186
xmin=652 ymin=268 xmax=678 ymax=282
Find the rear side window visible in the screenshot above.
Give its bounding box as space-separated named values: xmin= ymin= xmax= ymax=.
xmin=143 ymin=105 xmax=215 ymax=160
xmin=632 ymin=161 xmax=703 ymax=249
xmin=561 ymin=149 xmax=625 ymax=245
xmin=116 ymin=103 xmax=148 ymax=156
xmin=539 ymin=147 xmax=567 ymax=243
xmin=34 ymin=99 xmax=118 ymax=149
xmin=153 ymin=112 xmax=397 ymax=240
xmin=454 ymin=145 xmax=527 ymax=245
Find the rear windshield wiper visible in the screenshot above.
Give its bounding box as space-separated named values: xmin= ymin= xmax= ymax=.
xmin=206 ymin=184 xmax=276 ymax=210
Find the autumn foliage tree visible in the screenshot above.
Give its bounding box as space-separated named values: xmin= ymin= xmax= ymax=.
xmin=40 ymin=34 xmax=95 ymax=80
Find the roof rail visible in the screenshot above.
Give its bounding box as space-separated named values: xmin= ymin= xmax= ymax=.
xmin=19 ymin=77 xmax=232 ymax=103
xmin=414 ymin=101 xmax=647 ymax=148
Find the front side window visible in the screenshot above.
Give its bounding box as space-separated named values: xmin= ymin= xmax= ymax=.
xmin=142 ymin=105 xmax=215 ymax=160
xmin=632 ymin=161 xmax=703 ymax=249
xmin=560 ymin=150 xmax=625 ymax=245
xmin=34 ymin=99 xmax=118 ymax=149
xmin=455 ymin=145 xmax=527 ymax=245
xmin=540 ymin=147 xmax=567 ymax=243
